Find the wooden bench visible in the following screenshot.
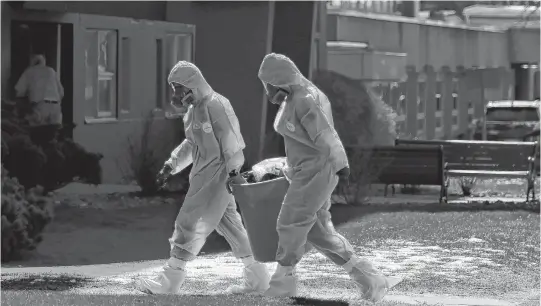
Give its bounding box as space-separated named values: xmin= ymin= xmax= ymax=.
xmin=395 ymin=139 xmax=538 ymax=201
xmin=345 ymin=145 xmax=447 ymax=203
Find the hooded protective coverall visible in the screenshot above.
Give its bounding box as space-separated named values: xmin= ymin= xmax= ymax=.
xmin=258 ymin=53 xmax=401 ymax=302
xmin=137 ymin=61 xmax=269 ymax=295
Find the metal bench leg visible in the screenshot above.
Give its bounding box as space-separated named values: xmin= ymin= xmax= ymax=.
xmin=526 ymin=177 xmax=535 ymax=202
xmin=442 ymin=173 xmax=449 ymax=203
xmin=384 ymin=184 xmax=388 ymax=197
xmin=391 ymin=184 xmax=396 ymax=196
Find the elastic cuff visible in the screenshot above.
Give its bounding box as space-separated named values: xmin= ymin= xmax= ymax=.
xmin=241 ymin=256 xmax=256 ymax=267
xmin=342 ymin=256 xmax=357 ymax=273
xmin=167 ymin=257 xmax=187 ymax=270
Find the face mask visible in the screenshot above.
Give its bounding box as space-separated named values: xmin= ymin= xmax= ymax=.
xmin=270 ymin=89 xmax=288 ymax=105
xmin=171 ymin=88 xmax=194 ymax=110
xmin=181 ymin=91 xmax=195 ymax=105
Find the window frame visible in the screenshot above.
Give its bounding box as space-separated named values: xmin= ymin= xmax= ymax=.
xmin=83 ymin=28 xmax=119 ymax=120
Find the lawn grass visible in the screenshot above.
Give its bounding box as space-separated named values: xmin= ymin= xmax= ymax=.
xmin=2 ymin=187 xmax=539 ymax=305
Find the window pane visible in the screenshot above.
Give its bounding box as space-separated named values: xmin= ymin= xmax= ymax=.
xmin=97 ymin=30 xmax=117 ymax=117
xmin=120 ymin=37 xmax=131 ymax=113
xmin=84 ymin=30 xmax=98 ymax=118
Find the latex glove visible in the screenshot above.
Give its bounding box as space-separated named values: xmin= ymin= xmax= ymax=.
xmin=156 ymin=163 xmax=174 ymax=189
xmin=226 ymin=171 xmax=247 ymax=194
xmin=336 ymin=167 xmax=350 ymax=186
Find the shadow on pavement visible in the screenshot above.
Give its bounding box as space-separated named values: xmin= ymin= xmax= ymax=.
xmin=290 ymin=297 xmax=349 ymax=306
xmin=1 ymin=274 xmax=93 ymax=291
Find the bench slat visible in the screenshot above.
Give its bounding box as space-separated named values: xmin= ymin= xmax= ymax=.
xmin=447 ymin=170 xmax=530 ymax=177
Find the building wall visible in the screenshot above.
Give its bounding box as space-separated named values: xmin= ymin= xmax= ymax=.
xmin=508 ymin=28 xmax=541 ymax=64
xmin=165 ymin=1 xmax=275 ymax=164
xmin=6 ymin=1 xmax=280 ymax=183
xmin=327 ymin=11 xmax=510 ymax=71
xmin=1 ymin=2 xmax=12 ymax=99
xmin=23 ymin=1 xmax=167 ymax=21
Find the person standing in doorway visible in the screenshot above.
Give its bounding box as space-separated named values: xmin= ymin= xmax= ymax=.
xmin=15 ymin=54 xmax=64 ymax=144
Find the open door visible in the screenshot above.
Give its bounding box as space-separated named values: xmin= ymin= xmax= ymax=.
xmin=10 ymin=21 xmax=74 ymax=138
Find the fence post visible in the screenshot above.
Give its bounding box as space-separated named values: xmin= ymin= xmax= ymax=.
xmin=405 ymin=65 xmax=419 ymax=138
xmin=456 ymin=65 xmax=470 ymax=136
xmin=441 ymin=66 xmax=454 ymax=139
xmin=424 ymin=65 xmax=436 ymax=140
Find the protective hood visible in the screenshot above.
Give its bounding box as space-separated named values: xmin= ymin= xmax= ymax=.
xmin=168 ymin=61 xmax=214 ymax=102
xmin=258 ymin=53 xmax=309 ymax=88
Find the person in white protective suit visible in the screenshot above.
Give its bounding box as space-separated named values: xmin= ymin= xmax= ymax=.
xmin=257 ymin=53 xmax=402 ymax=302
xmin=136 ymin=61 xmax=270 ymax=295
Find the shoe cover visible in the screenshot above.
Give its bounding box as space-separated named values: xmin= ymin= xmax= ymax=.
xmin=226 ymin=262 xmax=271 ymax=294
xmin=136 ymin=265 xmax=186 ymax=294
xmin=347 ymin=259 xmax=402 ymax=302
xmin=263 ymin=265 xmax=298 ymax=297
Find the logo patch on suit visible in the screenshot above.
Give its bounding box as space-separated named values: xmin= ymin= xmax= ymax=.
xmin=202 ymin=122 xmax=213 ymax=133
xmin=193 ymin=122 xmax=201 ymax=130
xmin=286 ymin=121 xmax=296 ymax=132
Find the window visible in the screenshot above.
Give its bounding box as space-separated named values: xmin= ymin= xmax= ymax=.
xmin=163 ymin=34 xmax=193 ymax=108
xmin=84 ymin=29 xmax=118 ymax=119
xmin=486 ymin=107 xmax=540 ymax=122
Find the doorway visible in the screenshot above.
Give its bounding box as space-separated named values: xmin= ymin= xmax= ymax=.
xmin=10 ymin=21 xmax=74 ymax=137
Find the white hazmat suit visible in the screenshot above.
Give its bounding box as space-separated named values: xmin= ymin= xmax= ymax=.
xmin=258 ymin=53 xmax=402 ymax=302
xmin=137 ymin=61 xmax=270 ymax=295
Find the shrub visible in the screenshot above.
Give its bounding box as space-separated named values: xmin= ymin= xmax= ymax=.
xmin=458 ymin=177 xmax=477 ymax=196
xmin=118 ymin=111 xmax=187 ymax=195
xmin=1 ymin=99 xmax=103 ymax=192
xmin=1 ymin=165 xmax=54 ymax=262
xmin=313 ymin=70 xmax=397 ymax=205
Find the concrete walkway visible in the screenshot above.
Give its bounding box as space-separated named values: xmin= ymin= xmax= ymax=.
xmin=2 ymin=253 xmax=533 ymax=306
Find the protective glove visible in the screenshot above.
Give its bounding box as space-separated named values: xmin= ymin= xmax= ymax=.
xmin=226 ymin=169 xmax=247 ymax=194
xmin=336 ymin=167 xmax=350 ymax=186
xmin=156 ymin=163 xmax=174 ymax=189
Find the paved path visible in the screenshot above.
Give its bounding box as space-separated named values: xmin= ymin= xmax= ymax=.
xmin=2 ymin=253 xmax=534 ymax=306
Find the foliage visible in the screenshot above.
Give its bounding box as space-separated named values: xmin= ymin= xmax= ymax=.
xmin=1 ymin=165 xmax=54 ymax=262
xmin=313 ymin=70 xmax=397 ymax=205
xmin=458 ymin=177 xmax=478 ymax=196
xmin=1 ymin=99 xmax=103 ymax=192
xmin=118 ymin=111 xmax=189 ymax=196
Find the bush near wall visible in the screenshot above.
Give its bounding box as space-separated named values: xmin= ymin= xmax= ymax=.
xmin=1 ymin=99 xmax=103 ymax=193
xmin=313 ymin=70 xmax=398 ymax=204
xmin=1 ymin=164 xmax=54 ymax=262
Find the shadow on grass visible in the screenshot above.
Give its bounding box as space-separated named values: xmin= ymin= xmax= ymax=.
xmin=1 ymin=274 xmax=93 ymax=291
xmin=1 ymin=291 xmax=358 ymax=306
xmin=329 ymin=200 xmax=540 ymax=226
